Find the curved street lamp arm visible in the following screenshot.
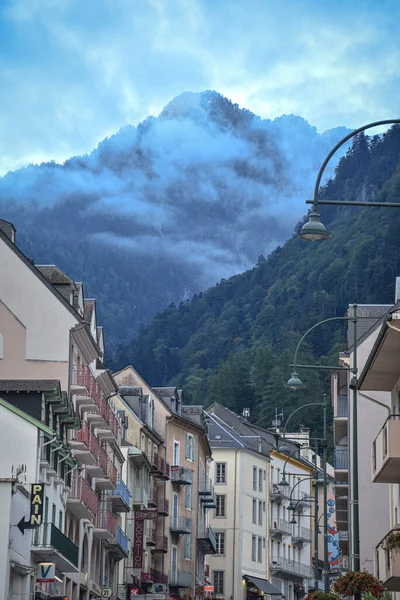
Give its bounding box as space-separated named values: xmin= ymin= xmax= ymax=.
xmin=312 ymin=119 xmax=400 ymax=209
xmin=282 ymin=404 xmax=324 ymax=438
xmin=293 ymin=316 xmax=350 ymax=369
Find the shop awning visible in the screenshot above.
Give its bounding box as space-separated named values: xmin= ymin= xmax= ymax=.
xmin=245 ymin=575 xmax=282 ymax=596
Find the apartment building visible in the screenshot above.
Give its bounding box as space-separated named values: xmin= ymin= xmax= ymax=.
xmin=206 ymin=404 xmax=314 ymax=600
xmin=330 ymin=304 xmax=391 ymax=575
xmin=0 ymin=219 xmax=127 ymax=599
xmin=356 ymin=302 xmax=400 ymax=593
xmin=113 ymin=366 xmax=215 ymax=600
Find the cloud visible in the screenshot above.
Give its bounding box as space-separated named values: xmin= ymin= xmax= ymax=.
xmin=1 ymin=0 xmax=400 ymax=174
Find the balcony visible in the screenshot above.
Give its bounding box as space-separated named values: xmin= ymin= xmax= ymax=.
xmin=150 ymin=569 xmax=168 ymax=584
xmin=109 ymin=475 xmax=131 ymax=512
xmin=336 ymin=395 xmax=348 ymax=418
xmin=151 ymin=535 xmax=168 ymax=554
xmin=270 ymin=483 xmax=292 ymax=502
xmin=169 ymin=570 xmax=193 ymax=588
xmin=70 ymin=421 xmax=99 ymax=466
xmin=197 ymin=525 xmax=217 ymax=554
xmin=146 ymin=525 xmax=156 ymax=546
xmin=338 ymin=530 xmax=349 ymax=541
xmin=372 ymin=416 xmax=400 ymax=483
xmin=71 ymin=365 xmax=101 ymax=412
xmin=108 ymin=526 xmax=129 ymax=560
xmin=335 ymin=448 xmax=349 ymax=471
xmin=157 ymin=496 xmax=169 ymax=516
xmin=148 ymin=485 xmax=157 ymax=507
xmin=95 ymin=409 xmax=119 ymax=442
xmin=271 ymin=557 xmax=312 ymax=579
xmin=199 ymin=478 xmax=216 ymax=509
xmin=93 ymin=508 xmax=116 ymax=540
xmin=128 ymin=446 xmax=151 ymax=469
xmin=159 ymin=456 xmax=170 ymax=480
xmin=67 ymin=476 xmax=98 ymax=520
xmin=32 ymin=523 xmax=79 ymax=573
xmin=93 ymin=452 xmax=117 ymax=491
xmin=270 ymin=518 xmax=292 ymax=538
xmin=171 ymin=466 xmax=193 ymax=486
xmin=376 ymin=528 xmax=400 ymax=590
xmin=170 ymin=516 xmax=192 ymax=535
xmin=340 ymin=555 xmax=349 ymax=572
xmin=292 ymin=526 xmax=312 ymax=547
xmin=294 ymin=493 xmax=312 ymax=514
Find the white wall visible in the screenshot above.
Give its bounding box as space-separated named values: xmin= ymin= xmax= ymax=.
xmin=0 ymin=238 xmax=77 ymax=362
xmin=350 ymin=330 xmax=391 ymax=573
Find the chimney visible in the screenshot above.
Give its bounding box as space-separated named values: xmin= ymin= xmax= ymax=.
xmin=0 ymin=219 xmax=16 ymax=243
xmin=395 ymin=277 xmax=400 ymax=303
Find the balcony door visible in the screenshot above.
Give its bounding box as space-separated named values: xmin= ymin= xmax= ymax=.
xmin=173 ymin=441 xmax=180 ymax=466
xmin=173 ymin=493 xmax=179 ymax=528
xmin=171 ymin=545 xmax=177 ymax=581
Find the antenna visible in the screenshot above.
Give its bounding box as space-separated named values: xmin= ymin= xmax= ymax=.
xmin=272 ymin=408 xmax=283 ymax=430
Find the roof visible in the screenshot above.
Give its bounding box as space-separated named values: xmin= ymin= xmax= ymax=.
xmin=153 ymin=387 xmax=178 ymax=398
xmin=36 ymin=265 xmax=74 ymax=285
xmin=118 ymin=386 xmax=143 ymax=397
xmin=0 ymin=379 xmax=60 ymax=392
xmin=0 ymin=396 xmax=54 ymax=437
xmin=0 ymin=228 xmax=80 ymax=320
xmin=358 ymin=304 xmax=400 ymax=390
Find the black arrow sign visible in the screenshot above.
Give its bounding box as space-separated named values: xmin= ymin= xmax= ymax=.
xmin=17 ymin=517 xmax=37 ymax=535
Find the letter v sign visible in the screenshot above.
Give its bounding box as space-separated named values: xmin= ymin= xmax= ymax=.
xmin=37 ymin=562 xmax=55 ymax=582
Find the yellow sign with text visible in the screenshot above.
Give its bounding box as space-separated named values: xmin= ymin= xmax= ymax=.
xmin=30 ymin=483 xmax=44 ymax=526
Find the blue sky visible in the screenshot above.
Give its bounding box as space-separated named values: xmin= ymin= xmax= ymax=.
xmin=1 ymin=0 xmax=399 ymax=175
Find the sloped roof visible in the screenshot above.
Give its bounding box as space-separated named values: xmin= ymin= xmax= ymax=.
xmin=153 ymin=387 xmax=178 ymax=398
xmin=36 ymin=265 xmax=73 ymax=285
xmin=0 ymin=379 xmax=60 ymax=392
xmin=347 ymin=303 xmax=393 ymax=350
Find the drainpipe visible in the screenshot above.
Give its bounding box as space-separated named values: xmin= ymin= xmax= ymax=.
xmin=357 ymin=391 xmax=391 ymax=415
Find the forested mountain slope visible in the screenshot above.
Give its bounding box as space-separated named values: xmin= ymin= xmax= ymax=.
xmin=113 ymin=125 xmax=400 ymax=435
xmin=0 ymin=91 xmax=349 ymax=351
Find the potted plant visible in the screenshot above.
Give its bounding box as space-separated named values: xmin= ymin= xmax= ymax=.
xmin=332 ymin=571 xmax=385 ymax=598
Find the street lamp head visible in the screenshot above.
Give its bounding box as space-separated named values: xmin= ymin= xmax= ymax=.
xmin=290 ymin=516 xmax=297 ymax=525
xmin=286 ymin=500 xmax=296 ymax=511
xmin=279 ymin=475 xmax=290 ymax=486
xmin=286 ymin=372 xmax=305 ymax=390
xmin=278 ymin=442 xmax=292 ymax=455
xmin=299 ymin=210 xmax=331 ymax=242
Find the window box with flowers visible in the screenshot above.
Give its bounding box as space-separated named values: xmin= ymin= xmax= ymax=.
xmin=385 ymin=531 xmax=400 ymax=554
xmin=305 ymin=592 xmax=339 ymax=600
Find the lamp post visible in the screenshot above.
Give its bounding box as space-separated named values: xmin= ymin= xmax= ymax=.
xmin=298 ymin=118 xmax=400 ymax=242
xmin=287 ymin=311 xmax=358 ymax=573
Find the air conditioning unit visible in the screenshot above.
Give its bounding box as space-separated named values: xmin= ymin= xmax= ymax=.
xmin=151 ymin=584 xmax=167 ymax=594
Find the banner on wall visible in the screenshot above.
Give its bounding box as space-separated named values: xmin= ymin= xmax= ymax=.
xmin=133 ymin=519 xmax=144 ymax=568
xmin=327 ymin=493 xmax=340 ymax=570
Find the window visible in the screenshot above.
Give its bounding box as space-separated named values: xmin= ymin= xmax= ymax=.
xmin=148 ymin=439 xmax=152 ymax=459
xmin=263 ymin=501 xmax=266 ymax=512
xmin=141 ymin=433 xmax=145 ymax=452
xmin=184 ymin=533 xmax=192 ymax=559
xmin=213 ymin=571 xmax=224 ymax=595
xmin=263 ymin=538 xmax=266 ymax=549
xmin=253 ymin=467 xmax=257 ymax=491
xmin=263 ymin=469 xmax=266 ymax=480
xmin=59 ymin=510 xmax=63 ymax=531
xmin=173 ymin=441 xmax=180 ymax=466
xmin=216 ymin=495 xmax=226 ymax=517
xmin=215 ymin=463 xmax=226 ymax=484
xmin=258 ymin=501 xmax=263 ymax=525
xmin=259 ymin=468 xmax=263 ymax=492
xmin=252 ymin=499 xmax=257 ymax=524
xmin=185 ymin=483 xmax=193 ymax=510
xmin=252 ymin=535 xmax=257 ymax=561
xmin=216 ymin=532 xmax=225 ymax=555
xmin=185 ymin=433 xmax=195 ymax=461
xmin=258 ymin=537 xmax=262 ymax=562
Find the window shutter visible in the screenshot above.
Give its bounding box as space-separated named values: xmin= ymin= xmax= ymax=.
xmin=185 ymin=434 xmax=190 ymax=459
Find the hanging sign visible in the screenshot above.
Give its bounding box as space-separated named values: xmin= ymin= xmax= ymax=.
xmin=133 ymin=519 xmax=144 ymax=568
xmin=36 ymin=562 xmax=55 ymax=582
xmin=134 ymin=509 xmax=158 ymax=520
xmin=17 ymin=483 xmax=45 ymax=534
